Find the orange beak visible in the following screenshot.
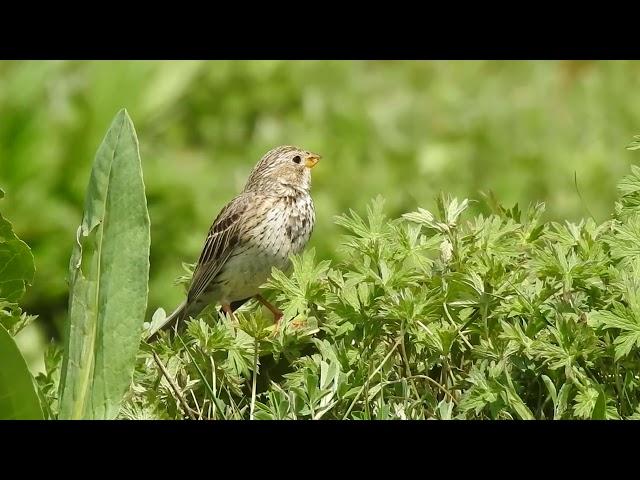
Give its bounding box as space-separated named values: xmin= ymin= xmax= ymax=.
xmin=305 ymin=153 xmax=321 ymax=168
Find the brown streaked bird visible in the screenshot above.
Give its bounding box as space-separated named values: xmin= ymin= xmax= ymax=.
xmin=146 ymin=145 xmax=320 ymax=342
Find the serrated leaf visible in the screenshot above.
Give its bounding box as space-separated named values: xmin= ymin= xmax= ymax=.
xmin=402 ymin=208 xmax=437 ymax=228
xmin=0 ymin=210 xmax=35 ymax=303
xmin=589 ymin=307 xmax=640 ymax=360
xmin=445 ymin=197 xmax=470 ymax=226
xmin=574 ymin=385 xmax=599 ymax=419
xmin=555 ymin=383 xmax=571 ymax=420
xmin=612 ymin=331 xmax=640 ymax=361
xmin=626 ymin=136 xmax=640 ymax=151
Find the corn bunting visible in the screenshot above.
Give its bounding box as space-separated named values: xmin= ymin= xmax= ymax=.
xmin=146 ymin=145 xmax=320 ymax=341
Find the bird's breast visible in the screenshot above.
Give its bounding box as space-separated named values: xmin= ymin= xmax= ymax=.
xmin=251 ymin=193 xmax=315 ymax=264
xmin=216 ymin=193 xmax=314 ymax=303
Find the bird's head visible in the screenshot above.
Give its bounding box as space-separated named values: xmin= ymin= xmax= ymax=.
xmin=244 ymin=145 xmax=321 ymax=194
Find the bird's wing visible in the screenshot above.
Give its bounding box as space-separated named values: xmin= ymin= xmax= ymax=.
xmin=187 ymin=194 xmax=250 ymax=302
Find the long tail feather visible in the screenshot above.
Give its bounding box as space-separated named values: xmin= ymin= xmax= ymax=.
xmin=146 ymin=300 xmax=187 ymax=343
xmin=145 ymin=296 xmax=253 ymax=343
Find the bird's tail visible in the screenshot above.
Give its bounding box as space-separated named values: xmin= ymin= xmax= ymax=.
xmin=145 ymin=296 xmax=253 ymax=343
xmin=146 ymin=300 xmax=188 ymax=343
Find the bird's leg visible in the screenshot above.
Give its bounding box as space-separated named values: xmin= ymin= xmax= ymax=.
xmin=221 ymin=304 xmax=237 ymax=324
xmin=255 ymin=294 xmax=283 ymax=321
xmin=255 ymin=294 xmax=283 ymax=326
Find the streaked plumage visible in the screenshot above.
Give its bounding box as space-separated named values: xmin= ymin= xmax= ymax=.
xmin=146 ymin=145 xmax=320 ymax=342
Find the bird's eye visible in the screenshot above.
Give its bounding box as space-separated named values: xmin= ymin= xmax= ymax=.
xmin=292 ymin=155 xmax=302 ymax=164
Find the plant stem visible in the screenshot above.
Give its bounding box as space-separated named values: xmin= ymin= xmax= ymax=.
xmin=152 ymin=351 xmax=196 ymax=420
xmin=400 ymin=319 xmax=421 ymax=404
xmin=378 ymin=375 xmax=458 ymax=404
xmin=343 ymin=339 xmax=401 ymax=420
xmin=250 ymin=337 xmax=259 ymax=420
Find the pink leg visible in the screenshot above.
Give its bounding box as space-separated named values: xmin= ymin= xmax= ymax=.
xmin=221 ymin=304 xmax=237 ymax=323
xmin=255 ymin=294 xmax=284 ymax=335
xmin=255 ymin=294 xmax=283 ymax=322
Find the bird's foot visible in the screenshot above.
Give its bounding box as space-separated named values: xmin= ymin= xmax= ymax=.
xmin=271 ymin=311 xmax=284 ymax=336
xmin=254 ymin=294 xmax=285 ymax=337
xmin=221 ymin=304 xmax=238 ymax=325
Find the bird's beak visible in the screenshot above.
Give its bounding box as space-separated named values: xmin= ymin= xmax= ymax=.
xmin=305 ymin=153 xmax=321 ymax=169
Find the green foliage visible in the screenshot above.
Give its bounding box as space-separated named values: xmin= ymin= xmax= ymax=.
xmin=34 ymin=344 xmax=63 ymax=419
xmin=0 ymin=196 xmax=35 ymax=311
xmin=2 ymin=61 xmax=640 ymax=349
xmin=0 ymin=324 xmax=43 ymax=419
xmin=0 ymin=229 xmax=37 ymax=338
xmin=627 ymin=135 xmax=640 ymax=151
xmin=0 ymin=190 xmax=42 ymax=419
xmin=2 ymin=61 xmax=640 ymax=420
xmin=114 ymin=152 xmax=640 ymax=419
xmin=58 ymin=110 xmax=150 ymax=420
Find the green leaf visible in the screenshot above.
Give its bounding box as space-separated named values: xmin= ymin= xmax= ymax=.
xmin=58 ymin=109 xmax=150 ymax=420
xmin=616 ymin=166 xmax=640 ymax=219
xmin=503 ymin=373 xmax=535 ymax=420
xmin=613 ymin=332 xmax=640 ymax=360
xmin=554 ymin=383 xmax=572 ymax=420
xmin=626 ymin=135 xmax=640 ymax=151
xmin=0 ymin=210 xmax=35 ymax=303
xmin=541 ymin=375 xmax=557 ymax=408
xmin=607 ymin=215 xmax=640 ymax=261
xmin=0 ymin=324 xmax=43 ymax=419
xmin=589 ymin=308 xmax=636 ymax=331
xmin=592 ymin=385 xmax=606 ymax=420
xmin=574 ymin=385 xmax=599 ymax=419
xmin=402 ymin=208 xmax=439 ymax=230
xmin=589 ymin=307 xmax=640 ymax=360
xmin=444 ymin=197 xmax=470 ymax=227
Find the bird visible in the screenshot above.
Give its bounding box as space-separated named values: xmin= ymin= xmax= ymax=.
xmin=146 ymin=145 xmax=320 ymax=342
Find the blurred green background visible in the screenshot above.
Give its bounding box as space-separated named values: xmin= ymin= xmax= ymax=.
xmin=1 ymin=60 xmax=639 ymax=373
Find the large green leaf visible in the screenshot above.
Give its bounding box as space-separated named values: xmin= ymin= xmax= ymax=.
xmin=0 ymin=208 xmax=35 ymax=303
xmin=58 ymin=109 xmax=150 ymax=420
xmin=0 ymin=324 xmax=43 ymax=419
